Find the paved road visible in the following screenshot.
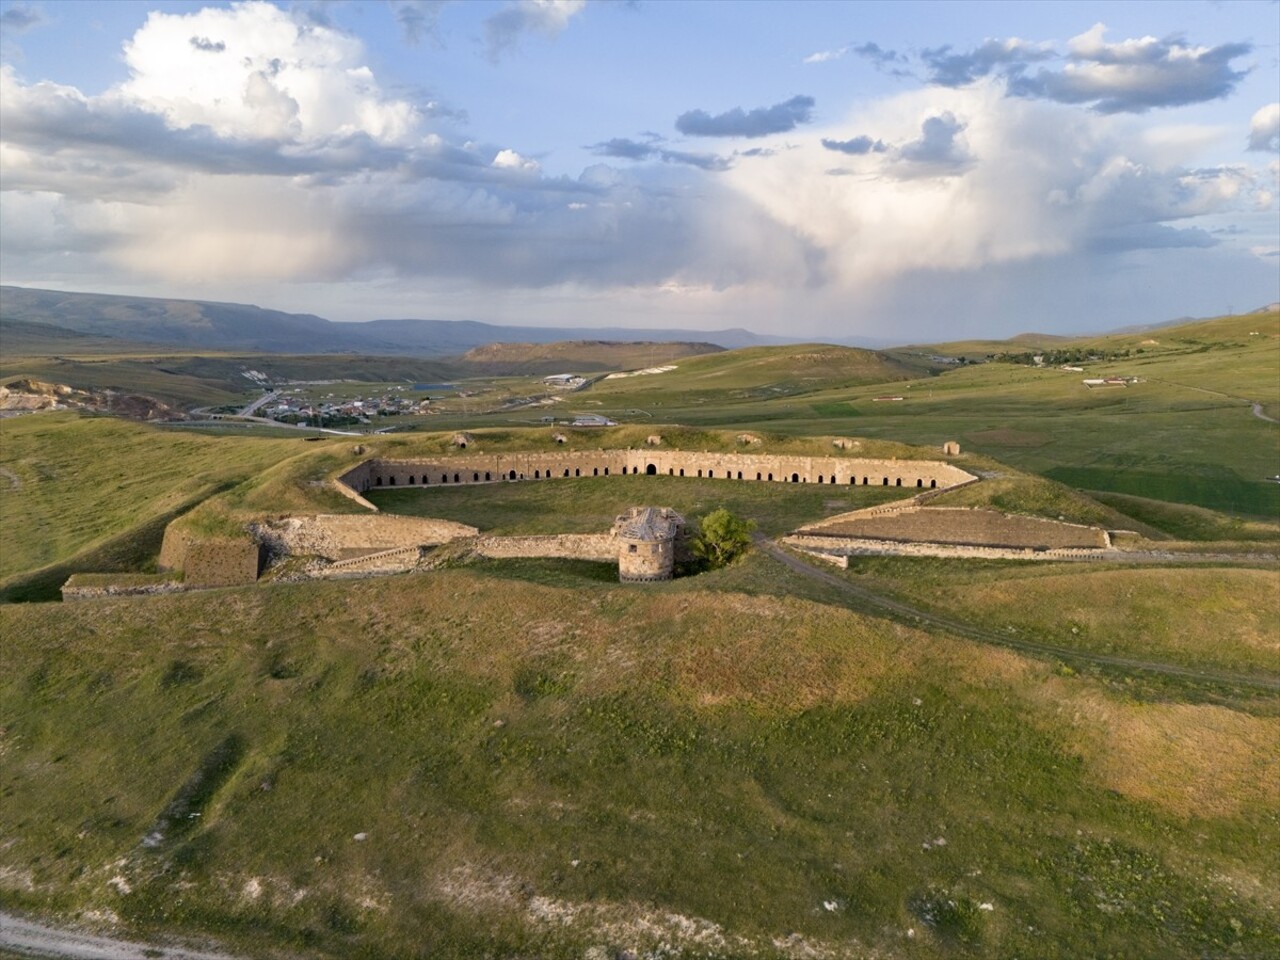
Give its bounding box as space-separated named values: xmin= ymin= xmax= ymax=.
xmin=0 ymin=912 xmax=237 ymax=960
xmin=236 ymin=389 xmax=279 ymax=418
xmin=754 ymin=536 xmax=1280 ymax=692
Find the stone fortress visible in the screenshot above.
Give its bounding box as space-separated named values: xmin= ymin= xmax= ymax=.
xmin=63 ymin=436 xmax=1125 ymax=598
xmin=337 ymin=448 xmax=973 ymax=501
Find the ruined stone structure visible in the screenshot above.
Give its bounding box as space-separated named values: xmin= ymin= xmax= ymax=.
xmin=158 ymin=527 xmax=261 ymax=587
xmin=337 ymin=450 xmax=975 ymax=507
xmin=613 ymin=506 xmax=684 ymax=582
xmin=942 ymin=440 xmax=961 ymax=456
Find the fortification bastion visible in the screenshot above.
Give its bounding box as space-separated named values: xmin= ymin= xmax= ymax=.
xmin=338 ymin=449 xmax=975 ymax=505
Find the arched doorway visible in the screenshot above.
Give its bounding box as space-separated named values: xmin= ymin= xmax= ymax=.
xmin=646 ymin=464 xmax=657 ymax=475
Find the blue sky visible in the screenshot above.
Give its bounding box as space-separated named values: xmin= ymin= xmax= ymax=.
xmin=1 ymin=0 xmax=1276 ymax=340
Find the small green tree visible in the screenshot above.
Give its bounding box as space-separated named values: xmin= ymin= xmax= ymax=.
xmin=691 ymin=508 xmax=756 ymax=569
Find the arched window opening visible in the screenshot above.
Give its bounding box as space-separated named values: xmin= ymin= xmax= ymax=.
xmin=737 ymin=471 xmax=743 ymax=480
xmin=697 ymin=469 xmax=703 ymax=478
xmin=883 ymin=477 xmax=889 ymax=485
xmin=575 ymin=468 xmax=581 ymax=477
xmin=767 ymin=473 xmax=773 ymax=481
xmin=604 ymin=467 xmax=609 ymax=475
xmin=535 ymin=470 xmax=541 ymax=479
xmin=564 ymin=469 xmax=571 ymax=477
xmin=389 ymin=476 xmax=396 ymax=485
xmin=485 ymin=472 xmax=491 ymax=481
xmin=930 ymin=479 xmax=937 ymax=489
xmin=509 ymin=470 xmax=518 ymax=480
xmin=375 ymin=476 xmax=383 ymax=486
xmin=679 ymin=468 xmax=685 ymax=477
xmin=917 ymin=478 xmax=923 ymax=487
xmin=757 ymin=472 xmax=762 ymax=481
xmin=441 ymin=474 xmax=448 ymax=483
xmin=791 ymin=473 xmax=799 ymax=483
xmin=818 ymin=475 xmax=824 ymax=484
xmin=473 ymin=473 xmax=480 ymax=482
xmin=454 ymin=473 xmax=461 ymax=484
xmin=408 ymin=476 xmax=415 ymax=485
xmin=647 ymin=464 xmax=657 ymax=476
xmin=668 ymin=468 xmax=674 ymax=475
xmin=895 ymin=477 xmax=902 ymax=486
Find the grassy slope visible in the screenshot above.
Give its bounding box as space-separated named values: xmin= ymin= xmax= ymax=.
xmin=0 ymin=414 xmax=299 ymax=586
xmin=839 ymin=556 xmax=1280 ymax=675
xmin=554 ymin=315 xmax=1279 ymax=518
xmin=3 ymin=567 xmax=1277 ymax=959
xmin=459 ymin=340 xmax=722 ymax=374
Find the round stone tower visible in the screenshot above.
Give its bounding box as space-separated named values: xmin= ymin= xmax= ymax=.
xmin=613 ymin=506 xmax=684 ymax=582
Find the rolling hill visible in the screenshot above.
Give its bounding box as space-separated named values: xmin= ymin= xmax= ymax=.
xmin=0 ymin=286 xmax=785 ymax=357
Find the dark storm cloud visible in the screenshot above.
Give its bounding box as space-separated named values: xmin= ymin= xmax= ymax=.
xmin=589 ymin=137 xmax=731 ymax=171
xmin=592 ymin=137 xmax=657 ymax=160
xmin=821 ymin=135 xmax=887 ymax=155
xmin=923 ymin=27 xmax=1251 ymax=114
xmin=1087 ymin=223 xmax=1217 ymax=253
xmin=675 ymin=95 xmax=815 ymax=138
xmin=922 ymin=39 xmax=1053 ymax=87
xmin=1013 ymin=37 xmax=1251 ymax=113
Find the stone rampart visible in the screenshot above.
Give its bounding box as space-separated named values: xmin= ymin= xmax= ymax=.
xmin=253 ymin=514 xmax=478 ymax=561
xmin=158 ymin=525 xmax=195 ymax=572
xmin=472 ymin=534 xmax=617 ymax=563
xmin=344 ymin=450 xmax=975 ymax=495
xmin=799 ymin=506 xmax=1108 ymax=550
xmin=783 ymin=534 xmax=1111 ymax=562
xmin=62 ymin=575 xmax=185 ymax=600
xmin=183 ymin=538 xmax=261 ymax=587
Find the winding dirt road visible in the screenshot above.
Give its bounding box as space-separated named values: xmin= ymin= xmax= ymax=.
xmin=754 ymin=536 xmax=1280 ymax=692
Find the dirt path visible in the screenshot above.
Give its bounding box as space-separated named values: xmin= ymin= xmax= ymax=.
xmin=754 ymin=536 xmax=1280 ymax=692
xmin=0 ymin=467 xmax=20 ymax=490
xmin=1251 ymin=402 xmax=1279 ymax=424
xmin=0 ymin=912 xmax=239 ymax=960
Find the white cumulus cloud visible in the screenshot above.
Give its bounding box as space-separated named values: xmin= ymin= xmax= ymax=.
xmin=1248 ymin=103 xmax=1280 ymax=152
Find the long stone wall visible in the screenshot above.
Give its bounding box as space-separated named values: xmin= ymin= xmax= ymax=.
xmin=802 ymin=506 xmax=1109 ymax=550
xmin=472 ymin=534 xmax=617 ymax=562
xmin=341 ymin=450 xmax=975 ymax=497
xmin=783 ymin=534 xmax=1111 ymax=562
xmin=253 ymin=514 xmax=479 ymax=561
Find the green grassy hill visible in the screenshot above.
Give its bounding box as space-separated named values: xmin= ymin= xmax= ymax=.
xmin=3 ymin=563 xmax=1276 ymax=959
xmin=0 ymin=414 xmax=302 ymax=600
xmin=542 ymin=312 xmax=1279 ymax=518
xmin=459 ymin=340 xmax=723 ymax=375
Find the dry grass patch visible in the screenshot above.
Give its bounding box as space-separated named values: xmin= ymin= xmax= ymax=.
xmin=656 ymin=595 xmax=908 ymax=711
xmin=1050 ymin=691 xmax=1280 ymax=818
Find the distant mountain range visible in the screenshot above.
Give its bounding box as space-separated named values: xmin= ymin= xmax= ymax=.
xmin=0 ymin=286 xmax=792 ymax=357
